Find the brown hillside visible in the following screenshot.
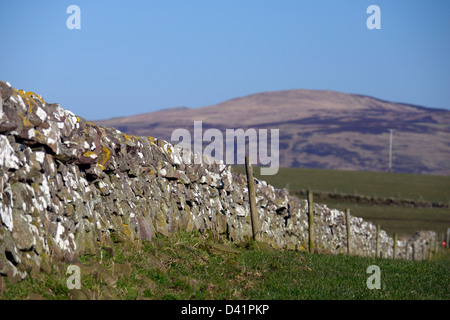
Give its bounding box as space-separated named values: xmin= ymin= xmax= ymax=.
xmin=94 ymin=90 xmax=450 ymax=175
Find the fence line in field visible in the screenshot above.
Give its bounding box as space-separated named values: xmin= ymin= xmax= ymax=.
xmin=245 ymin=160 xmax=446 ymax=261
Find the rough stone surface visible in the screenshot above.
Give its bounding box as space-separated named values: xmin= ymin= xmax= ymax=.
xmin=0 ymin=81 xmax=437 ymax=282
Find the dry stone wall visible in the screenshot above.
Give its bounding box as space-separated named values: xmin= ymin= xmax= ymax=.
xmin=0 ymin=81 xmax=436 ymax=282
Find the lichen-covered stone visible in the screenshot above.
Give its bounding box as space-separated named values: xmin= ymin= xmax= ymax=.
xmin=0 ymin=81 xmax=438 ymax=283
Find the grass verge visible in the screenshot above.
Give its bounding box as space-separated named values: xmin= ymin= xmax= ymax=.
xmin=1 ymin=231 xmax=448 ymax=300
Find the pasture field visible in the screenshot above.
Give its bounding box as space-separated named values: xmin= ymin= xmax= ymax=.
xmin=2 ymin=169 xmax=448 ymax=301
xmin=232 ymin=166 xmax=450 ymax=239
xmin=1 ymin=231 xmax=449 ymax=300
xmin=233 ymin=166 xmax=450 ymax=203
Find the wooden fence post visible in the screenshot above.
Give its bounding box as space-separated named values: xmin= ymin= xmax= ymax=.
xmin=346 ymin=209 xmax=351 ymax=255
xmin=435 ymin=233 xmax=440 ymax=256
xmin=405 ymin=242 xmax=409 ymax=260
xmin=376 ymin=225 xmax=381 ymax=258
xmin=423 ymin=244 xmax=427 ymax=261
xmin=428 ymin=242 xmax=433 ymax=260
xmin=447 ymin=228 xmax=450 ymax=249
xmin=307 ymin=190 xmax=315 ymax=254
xmin=393 ymin=233 xmax=397 ymax=259
xmin=433 ymin=236 xmax=437 ymax=259
xmin=245 ymin=156 xmax=259 ymax=241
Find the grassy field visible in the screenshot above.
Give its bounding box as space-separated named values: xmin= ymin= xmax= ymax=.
xmin=324 ymin=200 xmax=450 ymax=238
xmin=233 ymin=166 xmax=450 ymax=239
xmin=233 ymin=166 xmax=450 ymax=204
xmin=1 ymin=231 xmax=449 ymax=300
xmin=2 ymin=168 xmax=448 ymax=301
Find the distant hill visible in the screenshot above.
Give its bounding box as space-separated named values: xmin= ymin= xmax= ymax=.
xmin=94 ymin=90 xmax=450 ymax=175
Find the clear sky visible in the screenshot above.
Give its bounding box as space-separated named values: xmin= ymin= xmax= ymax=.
xmin=1 ymin=0 xmax=449 ymax=120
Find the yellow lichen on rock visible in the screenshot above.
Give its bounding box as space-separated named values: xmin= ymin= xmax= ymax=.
xmin=148 ymin=137 xmax=156 ymax=145
xmin=83 ymin=151 xmax=97 ymax=158
xmin=97 ymin=147 xmax=111 ymax=168
xmin=18 ymin=113 xmax=34 ymax=128
xmin=124 ymin=133 xmax=139 ymax=141
xmin=162 ymin=143 xmax=172 ymax=156
xmin=14 ymin=89 xmax=45 ymax=113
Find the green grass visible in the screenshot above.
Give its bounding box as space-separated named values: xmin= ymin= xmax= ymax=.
xmin=233 ymin=166 xmax=450 ymax=239
xmin=233 ymin=166 xmax=450 ymax=204
xmin=323 ymin=200 xmax=450 ymax=239
xmin=1 ymin=231 xmax=449 ymax=300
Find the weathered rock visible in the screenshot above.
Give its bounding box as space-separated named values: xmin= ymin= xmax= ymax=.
xmin=141 ymin=253 xmax=167 ymax=274
xmin=251 ymin=241 xmax=274 ymax=252
xmin=114 ymin=262 xmax=132 ymax=277
xmin=99 ymin=285 xmax=119 ymax=300
xmin=202 ymin=243 xmax=241 ymax=255
xmin=28 ymin=292 xmax=44 ymax=300
xmin=39 ymin=253 xmax=52 ymax=275
xmin=11 ymin=210 xmax=35 ymax=252
xmin=136 ymin=274 xmax=158 ymax=293
xmin=0 ymin=81 xmax=438 ymax=285
xmin=68 ymin=288 xmax=91 ymax=300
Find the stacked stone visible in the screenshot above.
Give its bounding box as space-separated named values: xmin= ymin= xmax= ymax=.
xmin=0 ymin=81 xmax=437 ymax=283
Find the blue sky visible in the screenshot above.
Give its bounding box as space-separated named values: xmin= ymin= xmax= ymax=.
xmin=1 ymin=0 xmax=449 ymax=120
